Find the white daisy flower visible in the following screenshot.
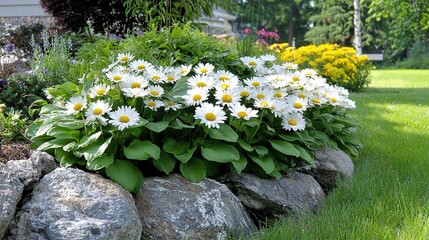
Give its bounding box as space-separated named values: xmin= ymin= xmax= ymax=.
xmin=129 ymin=59 xmax=153 ymax=73
xmin=270 ymin=99 xmax=288 ymax=118
xmin=147 ymin=69 xmax=167 ymax=84
xmin=106 ymin=70 xmax=128 ymax=83
xmin=120 ymin=75 xmax=149 ymax=89
xmin=194 ymin=102 xmax=227 ymax=129
xmin=282 ymin=62 xmax=298 ymax=71
xmin=295 ymin=90 xmax=311 ymax=100
xmin=164 ymin=67 xmax=181 ymax=84
xmin=117 ymin=53 xmax=134 ymax=63
xmin=194 ymin=62 xmax=215 ymax=75
xmin=272 ymin=89 xmax=288 ymax=100
xmin=89 ymin=83 xmax=111 ymax=98
xmin=215 ymin=89 xmax=241 ymax=106
xmin=240 ymin=56 xmax=263 ymax=69
xmin=215 ymin=78 xmax=240 ymax=90
xmin=182 ymin=87 xmax=209 ymax=106
xmin=176 ymin=64 xmax=193 ymax=76
xmin=260 ymin=54 xmax=276 ymax=63
xmin=85 ymin=100 xmax=112 ymax=125
xmin=102 ymin=61 xmax=119 ymax=73
xmin=254 ymin=98 xmax=275 ymax=109
xmin=145 ymin=99 xmax=165 ymax=111
xmin=238 ymin=86 xmax=253 ymax=99
xmin=244 ymin=76 xmax=265 ymax=88
xmin=282 ymin=112 xmax=306 ymax=131
xmin=301 ymin=68 xmax=318 ymax=78
xmin=65 ymin=96 xmax=87 ymax=114
xmin=122 ymin=87 xmax=149 ymax=98
xmin=147 ymin=85 xmax=165 ymax=98
xmin=251 ymin=87 xmax=274 ymax=101
xmin=164 ymin=100 xmax=182 ymax=111
xmin=213 ymin=70 xmax=237 ymax=82
xmin=108 ymin=105 xmax=140 ymax=131
xmin=229 ymin=103 xmax=258 ymax=120
xmin=286 ymin=95 xmax=308 ymax=112
xmin=187 ymin=75 xmax=214 ymax=89
xmin=308 ymin=94 xmax=327 ymax=107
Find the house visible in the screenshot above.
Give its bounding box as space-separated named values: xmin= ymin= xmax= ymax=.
xmin=196 ymin=7 xmax=237 ymax=34
xmin=0 ymin=0 xmax=53 ymax=27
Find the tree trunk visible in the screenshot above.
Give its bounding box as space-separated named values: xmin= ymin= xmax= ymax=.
xmin=353 ymin=0 xmax=362 ymax=55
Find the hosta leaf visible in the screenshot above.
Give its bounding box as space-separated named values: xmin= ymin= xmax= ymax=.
xmin=270 ymin=140 xmax=300 ymax=157
xmin=78 ymin=131 xmax=102 ymax=148
xmin=163 ymin=138 xmax=190 ymax=155
xmin=180 ymin=157 xmax=206 ymax=183
xmin=82 ymin=136 xmax=112 ymax=162
xmin=207 ymin=124 xmax=238 ymax=142
xmin=254 ymin=145 xmax=269 ymax=157
xmin=86 ymin=153 xmax=114 ymax=170
xmin=38 ymin=138 xmax=73 ymax=151
xmin=237 ymin=138 xmax=253 ymax=152
xmin=201 ymin=143 xmax=239 ymax=163
xmin=47 ymin=127 xmax=80 ymax=140
xmin=174 ymin=145 xmax=197 ymax=163
xmin=55 ymin=148 xmax=80 ymax=167
xmin=145 ymin=121 xmax=169 ymax=133
xmin=106 ymin=159 xmax=143 ymax=193
xmin=250 ymin=154 xmax=275 ymax=174
xmin=152 ymin=150 xmax=177 ymax=174
xmin=124 ymin=139 xmax=161 ymax=160
xmin=231 ymin=154 xmax=248 ymax=174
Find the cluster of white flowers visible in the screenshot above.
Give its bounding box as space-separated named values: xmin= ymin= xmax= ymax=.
xmin=63 ymin=53 xmax=355 ymax=131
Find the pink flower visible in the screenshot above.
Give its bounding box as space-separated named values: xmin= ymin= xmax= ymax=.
xmin=242 ymin=28 xmax=252 ymax=35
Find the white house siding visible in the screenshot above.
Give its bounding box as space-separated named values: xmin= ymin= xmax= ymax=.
xmin=0 ymin=0 xmax=53 ymax=27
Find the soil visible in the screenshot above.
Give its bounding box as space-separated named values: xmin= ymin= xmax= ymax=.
xmin=0 ymin=141 xmax=34 ymax=164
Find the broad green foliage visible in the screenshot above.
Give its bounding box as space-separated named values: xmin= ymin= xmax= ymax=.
xmin=27 ymin=27 xmax=362 ymax=192
xmin=279 ymin=44 xmax=372 ymax=91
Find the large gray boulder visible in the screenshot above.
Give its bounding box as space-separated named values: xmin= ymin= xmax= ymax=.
xmin=224 ymin=171 xmax=325 ymax=221
xmin=135 ymin=174 xmax=257 ymax=240
xmin=7 ymin=167 xmax=142 ymax=240
xmin=300 ymin=147 xmax=354 ymax=191
xmin=0 ymin=163 xmax=24 ymax=239
xmin=6 ymin=151 xmax=56 ymax=191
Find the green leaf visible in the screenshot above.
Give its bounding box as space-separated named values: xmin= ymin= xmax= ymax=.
xmin=145 ymin=121 xmax=169 ymax=133
xmin=254 ymin=145 xmax=269 ymax=157
xmin=207 ymin=124 xmax=239 ymax=142
xmin=279 ymin=134 xmax=300 ymax=142
xmin=47 ymin=127 xmax=80 ymax=140
xmin=124 ymin=139 xmax=161 ymax=160
xmin=57 ymin=119 xmax=84 ymax=130
xmin=78 ymin=131 xmax=102 ymax=148
xmin=152 ymin=150 xmax=176 ymax=174
xmin=63 ymin=141 xmax=79 ymax=152
xmin=38 ymin=138 xmax=73 ymax=151
xmin=180 ymin=157 xmax=206 ymax=183
xmin=163 ymin=138 xmax=190 ymax=155
xmin=174 ymin=145 xmax=197 ymax=163
xmin=169 ymin=118 xmax=195 ymax=129
xmin=169 ymin=77 xmax=188 ymax=97
xmin=36 ymin=121 xmax=54 ymax=136
xmin=294 ymin=145 xmax=314 ymax=164
xmin=201 ymin=143 xmax=239 ymax=163
xmin=231 ymin=154 xmax=248 ymax=174
xmin=250 ymin=154 xmax=275 ymax=174
xmin=86 ymin=153 xmax=114 ymax=170
xmin=270 ymin=140 xmax=301 ymax=157
xmin=82 ymin=136 xmax=112 ymax=162
xmin=242 ymin=118 xmax=260 ymax=128
xmin=106 ymin=159 xmax=143 ymax=193
xmin=237 ymin=138 xmax=253 ymax=152
xmin=55 ymin=148 xmax=80 ymax=167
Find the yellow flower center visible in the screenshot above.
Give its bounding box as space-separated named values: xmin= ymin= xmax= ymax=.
xmin=96 ymin=89 xmax=106 ymax=95
xmin=137 ymin=64 xmax=146 ymax=70
xmin=331 ymin=97 xmax=337 ymax=103
xmin=167 ymin=101 xmax=175 ymax=106
xmin=113 ymin=75 xmax=122 ymax=81
xmin=221 ymin=83 xmax=230 ymax=89
xmin=237 ymin=111 xmax=248 ymax=118
xmin=119 ymin=115 xmax=130 ymax=123
xmin=298 ymin=93 xmax=306 ymax=98
xmin=179 ymin=69 xmax=187 ymax=75
xmin=240 ymin=91 xmax=249 ymax=97
xmin=150 ymin=90 xmax=159 ymax=96
xmin=148 ymin=101 xmax=156 ymax=107
xmin=256 ymin=93 xmax=265 ymax=99
xmin=167 ymin=76 xmax=175 ymax=81
xmin=293 ymin=102 xmax=303 ymax=109
xmin=200 ymin=67 xmax=208 ymax=73
xmin=251 ymin=82 xmax=260 ymax=87
xmin=292 ymin=76 xmax=300 ymax=82
xmin=131 ymin=82 xmax=141 ymax=88
xmin=260 ymin=101 xmax=269 ymax=108
xmin=152 ymin=76 xmax=161 ymax=81
xmin=73 ymin=103 xmax=83 ymax=111
xmin=193 ymin=94 xmax=202 ymax=101
xmin=274 ymin=92 xmax=283 ymax=98
xmin=93 ymin=108 xmax=103 ymax=115
xmin=120 ymin=56 xmax=129 ymax=62
xmin=222 ymin=94 xmax=233 ymax=103
xmin=288 ymin=119 xmax=297 ymax=126
xmin=205 ymin=112 xmax=216 ymax=121
xmin=196 ymin=82 xmax=207 ymax=87
xmin=312 ymin=98 xmax=321 ymax=104
xmin=249 ymin=61 xmax=257 ymax=67
xmin=219 ymin=76 xmax=229 ymax=81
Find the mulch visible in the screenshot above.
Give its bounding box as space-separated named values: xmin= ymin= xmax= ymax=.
xmin=0 ymin=141 xmax=34 ymax=164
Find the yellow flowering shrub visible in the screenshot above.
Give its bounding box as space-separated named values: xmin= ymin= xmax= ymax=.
xmin=278 ymin=43 xmax=372 ymax=91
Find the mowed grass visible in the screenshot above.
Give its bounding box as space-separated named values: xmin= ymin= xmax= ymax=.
xmin=247 ymin=70 xmax=429 ymax=240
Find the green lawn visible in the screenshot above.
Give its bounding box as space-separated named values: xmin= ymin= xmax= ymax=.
xmin=249 ymin=70 xmax=429 ymax=240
